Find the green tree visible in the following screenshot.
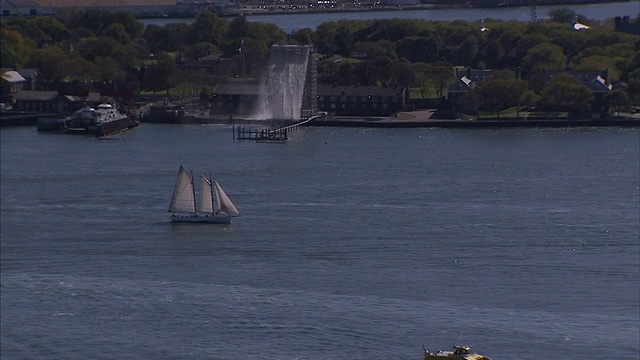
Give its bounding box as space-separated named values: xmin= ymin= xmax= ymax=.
xmin=110 ymin=11 xmax=144 ymax=39
xmin=575 ymin=55 xmax=621 ymax=83
xmin=63 ymin=57 xmax=100 ymax=81
xmin=28 ymin=17 xmax=70 ymax=45
xmin=605 ymin=90 xmax=632 ymax=116
xmin=389 ymin=60 xmax=414 ymax=86
xmin=474 ymin=77 xmax=528 ymax=117
xmin=352 ymin=40 xmax=395 ymax=60
xmin=290 ymin=28 xmax=315 ymax=46
xmin=514 ymin=33 xmax=548 ymax=67
xmin=103 ymin=23 xmax=131 ymax=45
xmin=452 ymin=34 xmax=479 ymax=66
xmin=315 ymin=22 xmax=339 ymax=54
xmin=334 ymin=26 xmax=354 ymax=56
xmin=75 ymin=37 xmax=121 ymax=62
xmin=548 ymin=8 xmax=576 ymax=24
xmin=185 ymin=42 xmax=219 ymax=60
xmin=0 ymin=28 xmax=33 ymax=68
xmin=95 ymin=56 xmax=126 ymax=83
xmin=495 ymin=25 xmax=526 ymax=68
xmin=624 ymin=39 xmax=640 ymax=103
xmin=395 ymin=36 xmax=441 ymax=63
xmin=227 ymin=16 xmax=249 ymax=40
xmin=143 ymin=23 xmax=190 ymax=54
xmin=538 ymin=73 xmax=594 ymax=115
xmin=519 ymin=90 xmax=539 ymax=116
xmin=337 ymin=62 xmax=356 ymax=85
xmin=523 ymin=42 xmax=566 ymax=74
xmin=65 ymin=9 xmax=114 ymax=37
xmin=189 ymin=11 xmax=228 ymax=47
xmin=27 ymin=44 xmax=68 ymax=83
xmin=142 ymin=53 xmax=177 ymax=94
xmin=412 ymin=62 xmax=430 ymax=99
xmin=426 ymin=64 xmax=453 ymax=100
xmin=246 ymin=22 xmax=286 ymax=47
xmin=484 ymin=39 xmax=504 ymax=69
xmin=317 ymin=59 xmax=340 ymax=84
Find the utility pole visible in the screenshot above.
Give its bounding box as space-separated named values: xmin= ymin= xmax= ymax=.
xmin=239 ymin=39 xmax=245 ymax=80
xmin=531 ymin=6 xmax=537 ymax=23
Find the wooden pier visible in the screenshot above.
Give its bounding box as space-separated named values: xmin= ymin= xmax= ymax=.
xmin=233 ymin=126 xmax=289 ymax=142
xmin=233 ymin=115 xmax=323 ymax=142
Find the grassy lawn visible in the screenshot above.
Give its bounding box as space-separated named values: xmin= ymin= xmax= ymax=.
xmin=478 ymin=107 xmax=570 ymax=119
xmin=409 ymin=87 xmax=438 ymax=100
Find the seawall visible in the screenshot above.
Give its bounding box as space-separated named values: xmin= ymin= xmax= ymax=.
xmin=0 ymin=112 xmax=57 ymax=127
xmin=307 ymin=117 xmax=640 ymax=128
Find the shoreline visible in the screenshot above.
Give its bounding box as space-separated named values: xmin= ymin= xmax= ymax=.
xmin=5 ymin=110 xmax=640 ymax=129
xmin=172 ymin=112 xmax=640 ymax=128
xmin=307 ymin=117 xmax=640 ymax=128
xmin=208 ymin=0 xmax=632 ymax=18
xmin=304 ymin=109 xmax=640 ymax=128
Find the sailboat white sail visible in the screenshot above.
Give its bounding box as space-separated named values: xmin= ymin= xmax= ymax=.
xmin=169 ymin=166 xmax=240 ymax=224
xmin=169 ymin=165 xmax=196 ymax=214
xmin=214 ymin=181 xmax=240 ymax=216
xmin=199 ymin=174 xmax=214 ymax=214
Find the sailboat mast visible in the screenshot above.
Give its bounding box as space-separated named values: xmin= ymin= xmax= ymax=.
xmin=210 ymin=172 xmax=216 ymax=215
xmin=191 ymin=170 xmax=197 ymax=213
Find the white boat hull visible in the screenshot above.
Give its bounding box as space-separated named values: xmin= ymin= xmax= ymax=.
xmin=171 ymin=214 xmax=231 ymax=224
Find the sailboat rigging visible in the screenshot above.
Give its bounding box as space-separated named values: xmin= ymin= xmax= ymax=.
xmin=169 ymin=165 xmax=240 ymax=223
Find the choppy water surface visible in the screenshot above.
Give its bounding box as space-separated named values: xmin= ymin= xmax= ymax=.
xmin=1 ymin=125 xmax=639 ymax=359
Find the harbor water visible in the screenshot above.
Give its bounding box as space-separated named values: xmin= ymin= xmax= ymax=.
xmin=1 ymin=124 xmax=639 ymax=359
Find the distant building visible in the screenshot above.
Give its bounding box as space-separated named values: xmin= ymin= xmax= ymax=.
xmin=383 ymin=0 xmax=420 ymax=6
xmin=0 ymin=0 xmax=55 ymax=16
xmin=13 ymin=90 xmax=60 ymax=113
xmin=614 ymin=16 xmax=640 ymax=35
xmin=464 ymin=0 xmax=628 ymax=6
xmin=208 ymin=82 xmax=405 ymax=118
xmin=541 ymin=69 xmax=612 ymax=117
xmin=1 ymin=0 xmax=197 ymax=17
xmin=317 ymin=84 xmax=407 ymax=117
xmin=210 ymin=83 xmax=262 ymax=118
xmin=447 ymin=67 xmax=494 ymax=113
xmin=1 ymin=70 xmax=27 ymax=104
xmin=36 ymin=0 xmax=176 ymax=6
xmin=61 ymin=91 xmax=108 ymax=114
xmin=180 ymin=55 xmax=238 ymax=77
xmin=1 ymin=68 xmax=40 ymax=90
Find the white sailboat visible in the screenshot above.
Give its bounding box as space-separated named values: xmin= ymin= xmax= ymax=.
xmin=169 ymin=165 xmax=240 ymax=223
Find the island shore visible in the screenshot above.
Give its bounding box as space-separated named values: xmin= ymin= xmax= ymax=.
xmin=221 ymin=0 xmax=630 ymax=17
xmin=5 ymin=109 xmax=639 ymax=129
xmin=304 ymin=110 xmax=640 ymax=128
xmin=177 ymin=110 xmax=640 ymax=128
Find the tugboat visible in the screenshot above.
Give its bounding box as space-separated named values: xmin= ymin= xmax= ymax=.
xmin=423 ymin=345 xmax=491 ymax=360
xmin=64 ymin=103 xmax=137 ymax=137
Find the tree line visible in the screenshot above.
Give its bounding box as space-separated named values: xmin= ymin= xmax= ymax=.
xmin=1 ymin=9 xmax=638 ymax=114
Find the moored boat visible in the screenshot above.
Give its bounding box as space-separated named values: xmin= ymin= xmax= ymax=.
xmin=423 ymin=345 xmax=490 ymax=360
xmin=64 ymin=103 xmax=137 ymax=137
xmin=142 ymin=100 xmax=185 ymax=123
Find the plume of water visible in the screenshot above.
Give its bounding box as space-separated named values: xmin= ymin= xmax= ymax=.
xmin=253 ymin=45 xmax=309 ymax=120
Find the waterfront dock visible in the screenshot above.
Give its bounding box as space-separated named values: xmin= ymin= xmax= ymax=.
xmin=234 ymin=126 xmax=289 ymax=142
xmin=307 ymin=110 xmax=640 ymax=128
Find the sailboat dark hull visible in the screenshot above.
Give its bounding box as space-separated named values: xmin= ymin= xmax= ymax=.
xmin=170 ymin=214 xmax=232 ymax=224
